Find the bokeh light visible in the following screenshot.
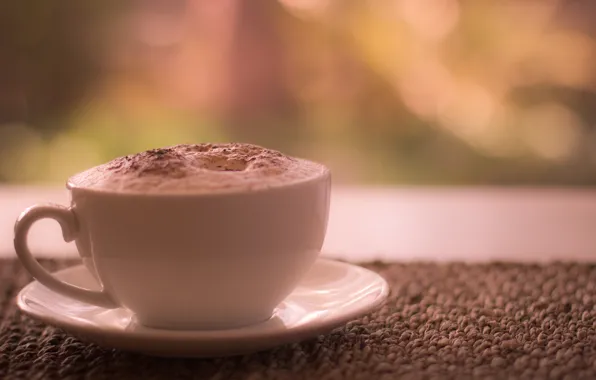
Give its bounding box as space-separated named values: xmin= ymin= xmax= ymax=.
xmin=0 ymin=0 xmax=595 ymax=185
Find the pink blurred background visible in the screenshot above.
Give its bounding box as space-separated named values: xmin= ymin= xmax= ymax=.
xmin=1 ymin=0 xmax=595 ymax=186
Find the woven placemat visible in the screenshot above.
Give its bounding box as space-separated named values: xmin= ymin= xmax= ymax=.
xmin=1 ymin=259 xmax=596 ymax=380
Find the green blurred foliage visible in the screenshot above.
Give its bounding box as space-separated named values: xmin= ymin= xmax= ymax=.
xmin=0 ymin=0 xmax=595 ymax=186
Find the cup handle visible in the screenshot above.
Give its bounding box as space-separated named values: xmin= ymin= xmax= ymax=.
xmin=14 ymin=203 xmax=118 ymax=309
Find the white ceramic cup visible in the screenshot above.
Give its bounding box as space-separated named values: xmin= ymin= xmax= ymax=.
xmin=14 ymin=167 xmax=331 ymax=330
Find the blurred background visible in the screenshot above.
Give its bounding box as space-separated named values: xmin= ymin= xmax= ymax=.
xmin=1 ymin=0 xmax=595 ymax=187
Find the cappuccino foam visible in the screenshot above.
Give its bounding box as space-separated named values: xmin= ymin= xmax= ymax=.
xmin=68 ymin=143 xmax=326 ymax=194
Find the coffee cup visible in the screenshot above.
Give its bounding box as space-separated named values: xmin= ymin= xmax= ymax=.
xmin=14 ymin=146 xmax=331 ymax=330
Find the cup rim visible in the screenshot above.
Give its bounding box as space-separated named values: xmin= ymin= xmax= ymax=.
xmin=65 ymin=165 xmax=331 ymax=199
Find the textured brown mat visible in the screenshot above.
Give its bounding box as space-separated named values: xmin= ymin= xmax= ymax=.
xmin=1 ymin=259 xmax=596 ymax=380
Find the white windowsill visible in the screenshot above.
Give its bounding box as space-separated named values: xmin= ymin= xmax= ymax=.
xmin=1 ymin=186 xmax=596 ymax=263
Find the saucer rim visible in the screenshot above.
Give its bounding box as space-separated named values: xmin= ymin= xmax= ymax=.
xmin=17 ymin=258 xmax=389 ymax=343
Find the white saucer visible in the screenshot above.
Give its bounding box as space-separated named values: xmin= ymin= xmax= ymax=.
xmin=17 ymin=258 xmax=389 ymax=357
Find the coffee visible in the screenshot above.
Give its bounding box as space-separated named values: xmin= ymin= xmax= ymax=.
xmin=15 ymin=142 xmax=331 ymax=329
xmin=68 ymin=143 xmax=325 ymax=194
